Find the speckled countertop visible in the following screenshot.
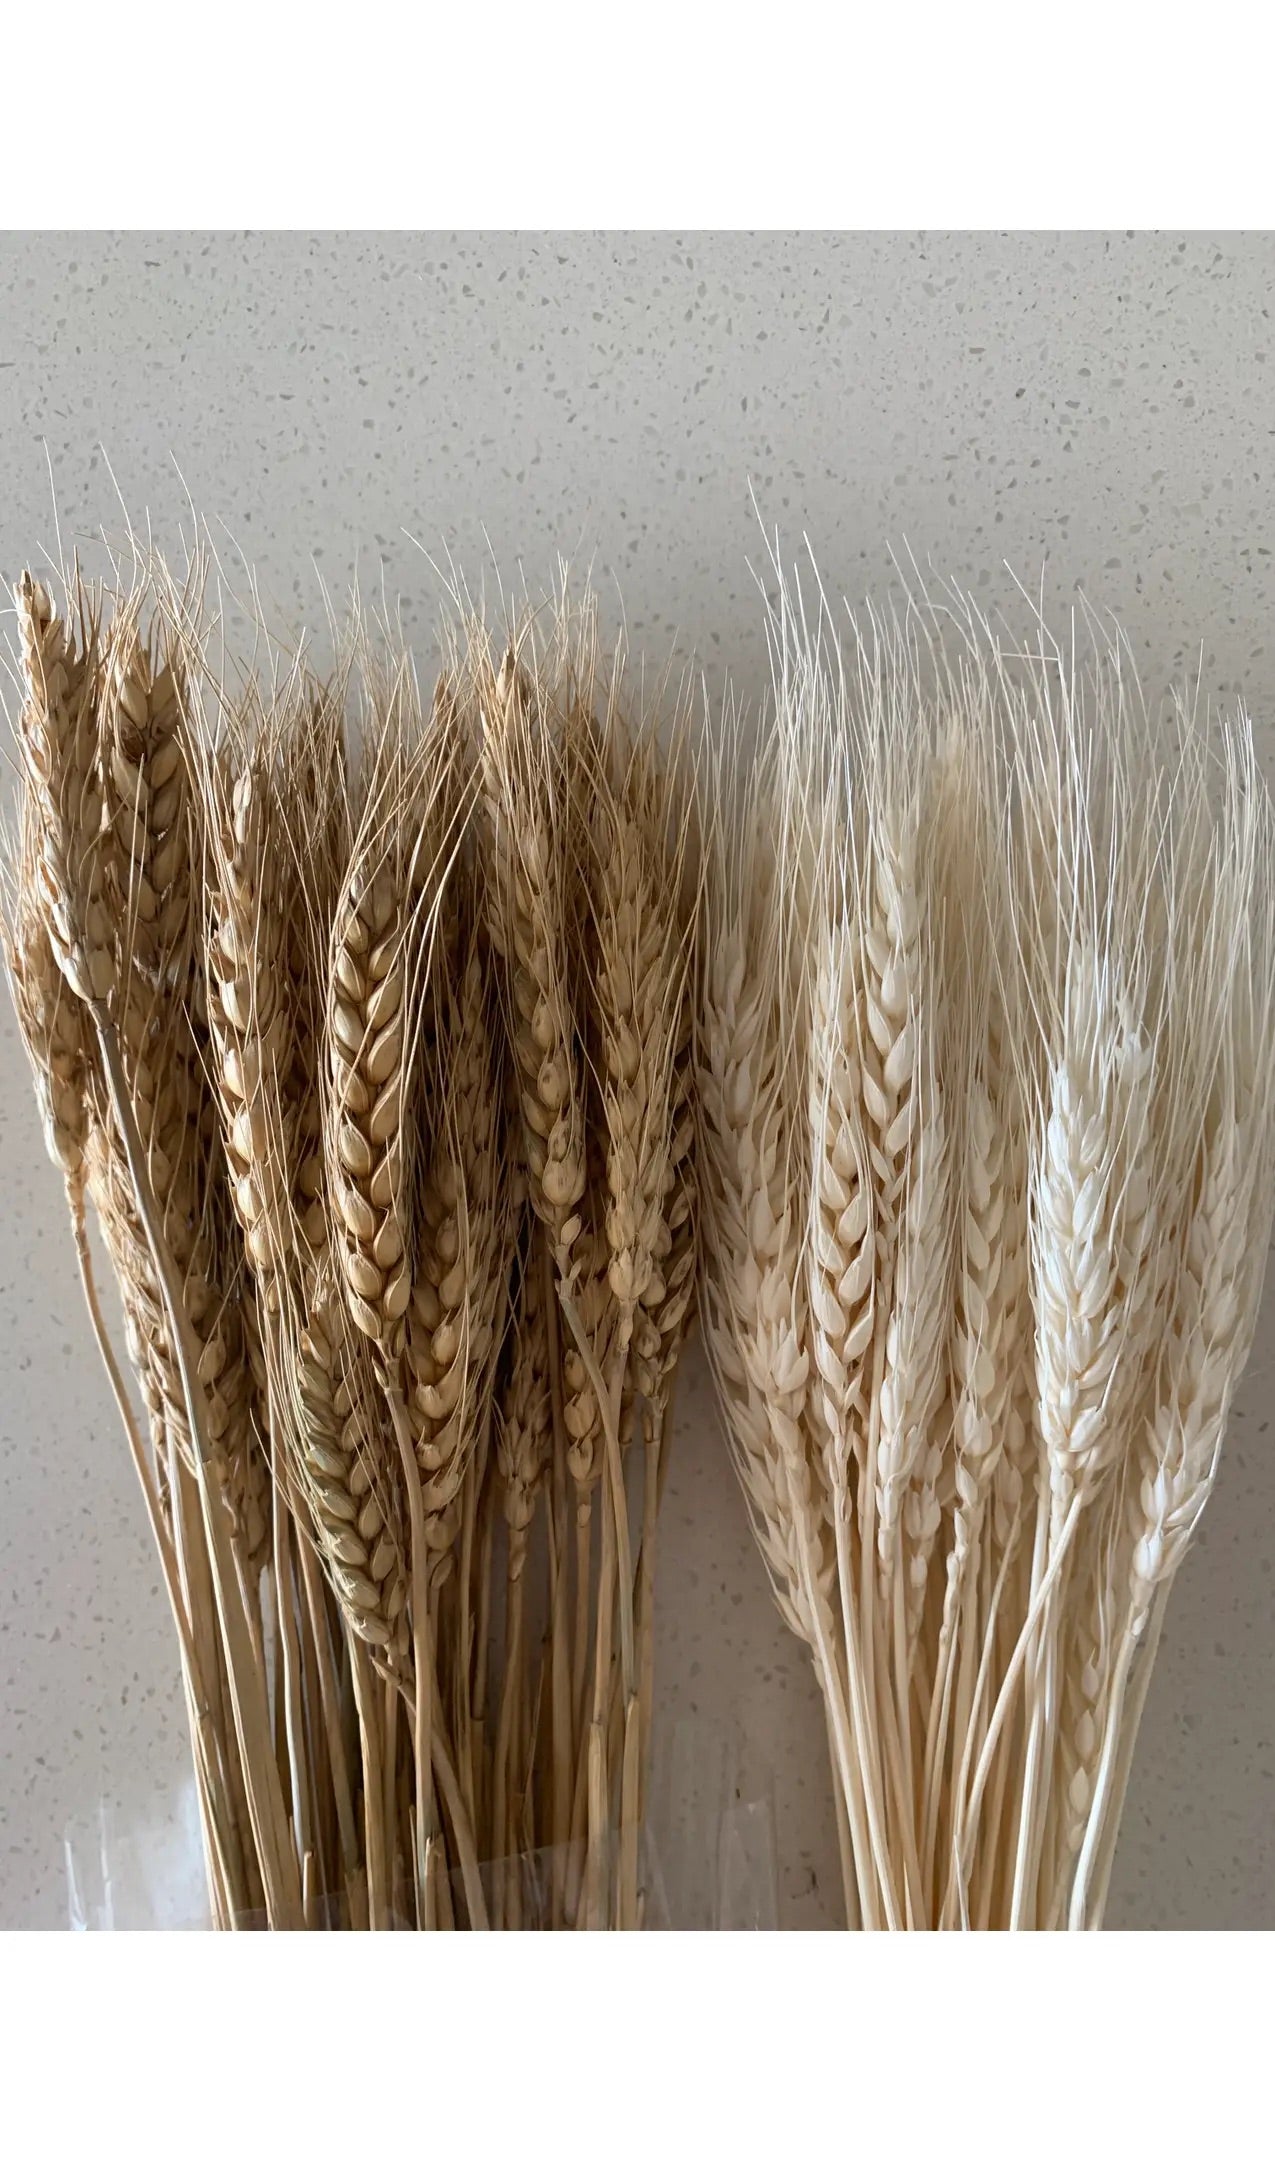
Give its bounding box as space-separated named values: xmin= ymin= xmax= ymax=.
xmin=1 ymin=231 xmax=1272 ymax=1927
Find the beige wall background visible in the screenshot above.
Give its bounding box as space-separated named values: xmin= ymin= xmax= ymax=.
xmin=1 ymin=230 xmax=1272 ymax=1927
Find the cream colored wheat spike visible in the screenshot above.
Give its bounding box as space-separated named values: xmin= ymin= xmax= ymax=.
xmin=827 ymin=611 xmax=946 ymax=1636
xmin=989 ymin=634 xmax=1167 ymax=1925
xmin=899 ymin=729 xmax=992 ymax=1652
xmin=791 ymin=618 xmax=923 ymax=1925
xmin=1025 ymin=1491 xmax=1116 ymax=1929
xmin=1055 ymin=1538 xmax=1111 ymax=1863
xmin=918 ymin=692 xmax=1024 ymax=1907
xmin=476 ymin=633 xmax=586 ymax=1285
xmin=879 ymin=1038 xmax=951 ymax=1602
xmin=806 ymin=801 xmax=876 ymax=1508
xmin=988 ymin=646 xmax=1073 ymax=1572
xmin=1048 ymin=686 xmax=1216 ymax=1880
xmin=935 ymin=693 xmax=1025 ymax=1623
xmin=1128 ymin=718 xmax=1275 ymax=1629
xmin=766 ymin=579 xmax=880 ymax=1540
xmin=1020 ymin=681 xmax=1159 ymax=1549
xmin=1062 ymin=700 xmax=1275 ymax=1932
xmin=843 ymin=633 xmax=949 ymax=1593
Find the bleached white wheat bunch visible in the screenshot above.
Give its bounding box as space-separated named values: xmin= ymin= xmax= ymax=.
xmin=698 ymin=557 xmax=1275 ymax=1929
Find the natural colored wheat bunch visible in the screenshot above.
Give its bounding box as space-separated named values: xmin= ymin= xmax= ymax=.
xmin=8 ymin=555 xmax=699 ymax=1933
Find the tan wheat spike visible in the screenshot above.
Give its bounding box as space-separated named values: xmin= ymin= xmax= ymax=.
xmin=322 ymin=658 xmax=483 ymax=1924
xmin=639 ymin=1007 xmax=698 ymax=1412
xmin=324 ymin=754 xmax=418 ymax=1354
xmin=494 ymin=1217 xmax=553 ymax=1581
xmin=15 ymin=572 xmax=117 ymax=1007
xmin=263 ymin=1266 xmax=412 ymax=1662
xmin=324 ymin=639 xmax=470 ymax=1361
xmin=474 ymin=639 xmax=586 ymax=1282
xmin=588 ymin=696 xmax=691 ymax=1353
xmin=403 ymin=916 xmax=511 ymax=1577
xmin=558 ymin=1202 xmax=614 ymax=1499
xmin=201 ymin=732 xmax=296 ymax=1281
xmin=100 ymin=607 xmax=194 ymax=988
xmin=277 ymin=682 xmax=353 ymax=1271
xmin=630 ymin=697 xmax=703 ymax=1417
xmin=4 ymin=841 xmax=92 ymax=1189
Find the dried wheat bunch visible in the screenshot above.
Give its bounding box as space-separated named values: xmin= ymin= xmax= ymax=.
xmin=10 ymin=550 xmax=698 ymax=1930
xmin=698 ymin=561 xmax=1275 ymax=1928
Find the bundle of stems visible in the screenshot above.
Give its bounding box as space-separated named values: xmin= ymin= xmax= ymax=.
xmin=3 ymin=554 xmax=697 ymax=1928
xmin=697 ymin=569 xmax=1275 ymax=1928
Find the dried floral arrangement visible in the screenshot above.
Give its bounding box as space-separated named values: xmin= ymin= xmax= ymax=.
xmin=6 ymin=542 xmax=1274 ymax=1931
xmin=698 ymin=573 xmax=1275 ymax=1927
xmin=4 ymin=560 xmax=697 ymax=1929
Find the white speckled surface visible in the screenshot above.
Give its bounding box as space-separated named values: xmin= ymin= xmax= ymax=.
xmin=2 ymin=231 xmax=1273 ymax=1927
